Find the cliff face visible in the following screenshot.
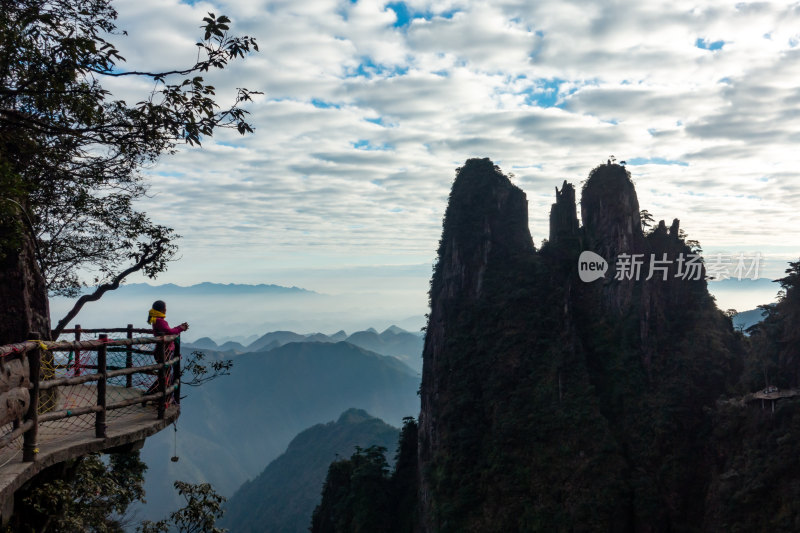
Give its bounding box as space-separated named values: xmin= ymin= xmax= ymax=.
xmin=418 ymin=159 xmax=746 ymax=533
xmin=580 ymin=165 xmax=643 ymax=260
xmin=427 ymin=158 xmax=533 ymax=303
xmin=579 ymin=164 xmax=645 ymax=315
xmin=419 ymin=160 xmax=632 ymax=532
xmin=419 ymin=158 xmax=533 ymax=529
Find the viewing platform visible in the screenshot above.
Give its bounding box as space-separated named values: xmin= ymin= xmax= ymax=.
xmin=0 ymin=327 xmax=182 ymax=523
xmin=721 ymin=386 xmax=800 ymax=411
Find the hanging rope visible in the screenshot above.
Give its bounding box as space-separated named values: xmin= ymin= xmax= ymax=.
xmin=170 ymin=422 xmax=179 ymax=462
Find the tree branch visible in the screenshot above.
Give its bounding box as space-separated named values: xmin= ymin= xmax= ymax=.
xmin=51 ymin=240 xmax=167 ymax=338
xmin=88 ymin=67 xmax=204 ymax=78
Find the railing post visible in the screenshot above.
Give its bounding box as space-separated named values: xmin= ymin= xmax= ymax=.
xmin=156 ymin=340 xmax=166 ymax=419
xmin=126 ymin=324 xmax=133 ymax=388
xmin=173 ymin=337 xmax=181 ymax=406
xmin=74 ymin=324 xmax=81 ymax=376
xmin=95 ymin=334 xmax=107 ymax=438
xmin=22 ymin=331 xmax=40 ymax=462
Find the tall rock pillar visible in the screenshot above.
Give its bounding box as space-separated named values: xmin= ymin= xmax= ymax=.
xmin=418 ymin=158 xmax=533 ymax=531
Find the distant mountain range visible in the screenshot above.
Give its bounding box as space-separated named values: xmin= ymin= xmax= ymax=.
xmin=132 ymin=341 xmax=420 ymax=523
xmin=77 ymin=281 xmax=316 ymax=296
xmin=732 ymin=307 xmax=770 ymax=331
xmin=50 ymin=281 xmax=427 ymax=342
xmin=184 ymin=325 xmax=424 ymax=372
xmin=220 ymin=409 xmax=399 ymax=533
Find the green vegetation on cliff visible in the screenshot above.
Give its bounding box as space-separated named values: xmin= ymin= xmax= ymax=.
xmin=745 ymin=261 xmax=800 ymax=390
xmin=311 ymin=417 xmax=419 ymax=533
xmin=312 ymin=159 xmax=800 ymax=532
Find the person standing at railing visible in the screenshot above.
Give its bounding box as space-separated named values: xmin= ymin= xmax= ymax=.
xmin=147 ymin=300 xmax=189 ymax=338
xmin=145 ymin=300 xmax=188 ymax=406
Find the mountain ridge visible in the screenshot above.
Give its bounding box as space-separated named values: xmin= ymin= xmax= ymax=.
xmin=221 ymin=408 xmax=400 ymax=533
xmin=184 ymin=325 xmax=424 ymax=372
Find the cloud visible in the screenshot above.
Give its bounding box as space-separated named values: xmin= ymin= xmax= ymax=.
xmin=87 ymin=0 xmax=800 ymax=307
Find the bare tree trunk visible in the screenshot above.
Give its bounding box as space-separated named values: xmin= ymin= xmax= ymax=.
xmin=0 ymin=214 xmax=51 ymax=345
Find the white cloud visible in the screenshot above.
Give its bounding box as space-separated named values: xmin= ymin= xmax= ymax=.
xmin=83 ymin=0 xmax=800 ymax=314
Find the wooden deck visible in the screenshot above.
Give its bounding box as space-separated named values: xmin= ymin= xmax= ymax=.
xmin=0 ymin=384 xmax=178 ymax=521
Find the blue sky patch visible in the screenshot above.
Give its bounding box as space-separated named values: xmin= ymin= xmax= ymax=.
xmin=353 ymin=140 xmax=393 ymax=151
xmin=626 ymin=157 xmax=689 ymax=167
xmin=387 ymin=2 xmax=411 ymax=26
xmin=386 ymin=2 xmax=460 ymax=28
xmin=522 ymin=78 xmax=572 ymax=108
xmin=311 ymin=99 xmax=341 ymax=109
xmin=696 ymin=38 xmax=725 ymax=50
xmin=345 ymin=56 xmax=408 ymax=79
xmin=213 ymin=140 xmax=240 ymax=148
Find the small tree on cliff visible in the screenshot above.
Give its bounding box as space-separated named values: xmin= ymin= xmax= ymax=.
xmin=0 ymin=0 xmax=259 ymax=343
xmin=640 ymin=209 xmax=654 ymax=230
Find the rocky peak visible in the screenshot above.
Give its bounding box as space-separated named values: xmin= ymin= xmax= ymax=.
xmin=669 ymin=218 xmax=680 ymax=237
xmin=419 ymin=158 xmax=533 ymax=530
xmin=411 ymin=158 xmax=749 ymax=533
xmin=580 ymin=163 xmax=644 ymax=260
xmin=548 ymin=180 xmax=580 ymax=246
xmin=337 ymin=408 xmax=372 ymax=425
xmin=579 ymin=163 xmax=645 ymax=313
xmin=653 ymin=219 xmax=668 ymax=235
xmin=429 ymin=158 xmax=533 ymax=302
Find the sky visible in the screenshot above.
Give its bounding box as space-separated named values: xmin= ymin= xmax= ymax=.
xmin=88 ymin=0 xmax=800 ymax=320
